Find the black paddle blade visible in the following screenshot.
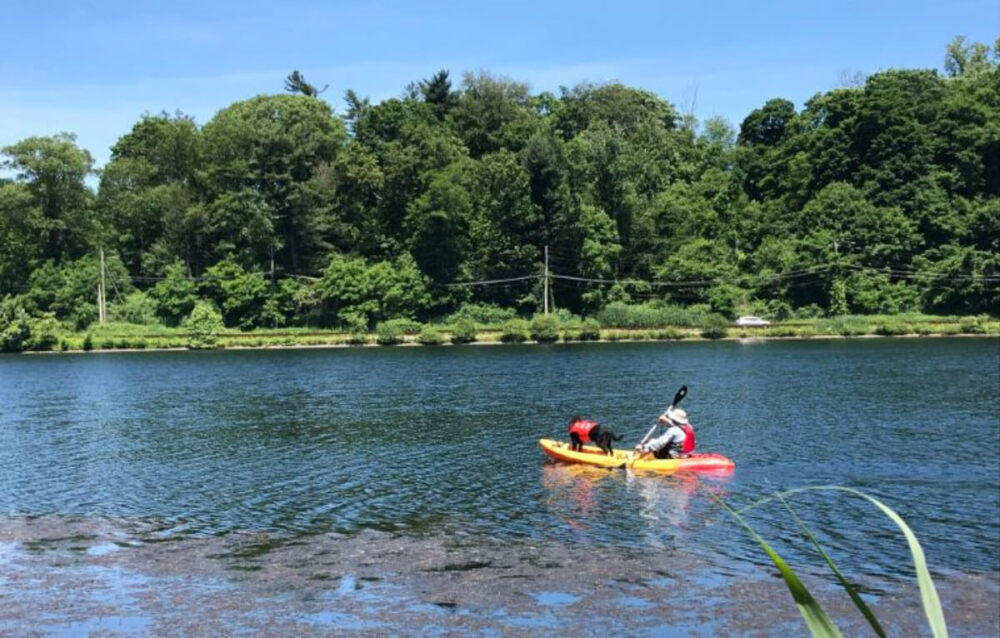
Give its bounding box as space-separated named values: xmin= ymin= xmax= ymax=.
xmin=672 ymin=385 xmax=688 ymax=407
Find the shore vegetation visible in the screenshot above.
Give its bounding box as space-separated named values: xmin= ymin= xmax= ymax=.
xmin=1 ymin=37 xmax=997 ymax=352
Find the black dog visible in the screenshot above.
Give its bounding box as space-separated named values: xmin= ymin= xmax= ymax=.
xmin=568 ymin=417 xmax=623 ymax=456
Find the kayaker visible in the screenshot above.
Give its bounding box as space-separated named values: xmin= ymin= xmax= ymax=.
xmin=635 ymin=408 xmax=695 ymax=459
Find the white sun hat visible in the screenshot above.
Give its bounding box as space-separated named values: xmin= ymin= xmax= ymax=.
xmin=667 ymin=408 xmax=689 ymax=425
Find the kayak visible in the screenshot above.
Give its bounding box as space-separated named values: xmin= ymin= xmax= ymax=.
xmin=538 ymin=438 xmax=735 ymax=473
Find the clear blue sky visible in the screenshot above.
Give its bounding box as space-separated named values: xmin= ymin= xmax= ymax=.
xmin=2 ymin=0 xmax=996 ymax=169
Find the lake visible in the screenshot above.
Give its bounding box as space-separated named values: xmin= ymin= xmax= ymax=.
xmin=1 ymin=338 xmax=998 ymax=635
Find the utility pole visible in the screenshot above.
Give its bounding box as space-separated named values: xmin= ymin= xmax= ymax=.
xmin=543 ymin=245 xmax=549 ymax=316
xmin=99 ymin=247 xmax=107 ymax=326
xmin=269 ymin=242 xmax=275 ymax=285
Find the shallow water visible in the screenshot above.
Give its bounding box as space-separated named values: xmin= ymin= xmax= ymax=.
xmin=1 ymin=338 xmax=998 ymax=634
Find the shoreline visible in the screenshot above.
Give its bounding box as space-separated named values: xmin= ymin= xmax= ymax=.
xmin=15 ymin=330 xmax=999 ymax=355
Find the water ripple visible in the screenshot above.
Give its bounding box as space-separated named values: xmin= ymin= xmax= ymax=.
xmin=1 ymin=340 xmax=998 ymax=580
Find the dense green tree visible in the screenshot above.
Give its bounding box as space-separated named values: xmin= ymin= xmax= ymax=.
xmin=201 ymin=94 xmax=348 ymax=272
xmin=2 ymin=36 xmax=996 ymax=329
xmin=1 ymin=134 xmax=95 ymax=264
xmin=554 ymin=83 xmax=678 ymax=140
xmin=149 ymin=260 xmax=199 ymax=326
xmin=284 ymin=70 xmax=326 ymax=97
xmin=420 ymin=69 xmax=458 ymax=120
xmin=316 ymin=253 xmax=430 ymax=327
xmin=451 ymin=72 xmax=535 ymax=157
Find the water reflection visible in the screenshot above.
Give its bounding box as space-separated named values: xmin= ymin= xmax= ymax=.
xmin=539 ymin=464 xmax=613 ymax=533
xmin=627 ymin=472 xmax=699 ymax=539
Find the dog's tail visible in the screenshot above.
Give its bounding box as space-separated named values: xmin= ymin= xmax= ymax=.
xmin=611 ymin=433 xmax=623 ymax=441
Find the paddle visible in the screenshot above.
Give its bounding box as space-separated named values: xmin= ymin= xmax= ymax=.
xmin=620 ymin=385 xmax=688 ymax=469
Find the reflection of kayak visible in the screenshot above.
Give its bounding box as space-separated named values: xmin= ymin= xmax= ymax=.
xmin=538 ymin=438 xmax=735 ymax=473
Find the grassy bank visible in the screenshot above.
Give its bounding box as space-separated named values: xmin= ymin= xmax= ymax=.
xmin=12 ymin=313 xmax=1000 ymax=353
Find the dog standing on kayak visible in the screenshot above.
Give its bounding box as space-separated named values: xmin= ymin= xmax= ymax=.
xmin=568 ymin=416 xmax=623 ymax=455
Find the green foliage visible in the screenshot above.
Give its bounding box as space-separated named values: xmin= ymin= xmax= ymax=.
xmin=699 ymin=313 xmax=730 ymax=339
xmin=375 ymin=319 xmax=406 ymax=345
xmin=0 ymin=297 xmax=32 ymax=352
xmin=578 ymin=318 xmax=602 ymax=341
xmin=112 ymin=291 xmax=159 ymax=325
xmin=529 ymin=314 xmax=560 ymax=342
xmin=959 ymin=314 xmax=988 ymax=333
xmin=874 ymin=322 xmax=914 ymax=336
xmin=0 ymin=37 xmax=996 ymax=327
xmin=499 ymin=318 xmax=529 ymax=343
xmin=24 ymin=254 xmax=133 ymax=330
xmin=26 ymin=316 xmax=62 ymax=351
xmin=596 ymin=302 xmax=711 ymax=328
xmin=199 ymin=259 xmax=289 ymax=330
xmin=416 ymin=325 xmax=445 ymax=345
xmin=1 ymin=133 xmax=95 ymax=263
xmin=732 ymin=486 xmax=948 ymax=637
xmin=150 ymin=261 xmax=198 ymax=326
xmin=450 ymin=317 xmax=478 ymax=344
xmin=828 ymin=278 xmax=849 ymax=317
xmin=183 ymin=301 xmax=224 ymax=349
xmin=448 ymin=303 xmax=516 ymax=327
xmin=318 ymin=253 xmax=430 ymax=328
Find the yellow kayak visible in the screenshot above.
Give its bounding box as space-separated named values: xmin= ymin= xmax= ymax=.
xmin=538 ymin=438 xmax=735 ymax=473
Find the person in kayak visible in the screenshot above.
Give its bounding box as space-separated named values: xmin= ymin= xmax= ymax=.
xmin=635 ymin=408 xmax=695 ymax=459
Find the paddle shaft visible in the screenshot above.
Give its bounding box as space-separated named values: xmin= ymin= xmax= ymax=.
xmin=634 ymin=385 xmax=688 ymax=451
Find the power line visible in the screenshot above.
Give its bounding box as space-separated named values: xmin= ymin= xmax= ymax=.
xmin=445 ymin=274 xmax=541 ymax=287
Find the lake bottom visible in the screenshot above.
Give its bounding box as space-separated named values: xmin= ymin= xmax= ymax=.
xmin=1 ymin=515 xmax=996 ymax=636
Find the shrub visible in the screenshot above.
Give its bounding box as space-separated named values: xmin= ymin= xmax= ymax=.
xmin=26 ymin=316 xmax=61 ymax=351
xmin=383 ymin=318 xmax=422 ymax=334
xmin=530 ymin=314 xmax=560 ymax=343
xmin=345 ymin=331 xmax=369 ymax=345
xmin=653 ymin=327 xmax=685 ymax=340
xmin=578 ymin=318 xmax=601 ymax=341
xmin=82 ymin=333 xmax=94 ymax=351
xmin=875 ymin=323 xmax=912 ymax=336
xmin=113 ymin=291 xmax=159 ymax=326
xmin=499 ymin=318 xmax=529 ymax=343
xmin=596 ymin=301 xmax=709 ymax=328
xmin=793 ymin=304 xmax=825 ymax=319
xmin=0 ymin=297 xmax=32 ymax=353
xmin=959 ymin=316 xmax=987 ymax=334
xmin=448 ymin=303 xmax=516 ymax=327
xmin=820 ymin=316 xmax=868 ymax=336
xmin=699 ymin=314 xmax=730 ymax=339
xmin=450 ymin=318 xmax=477 ymax=344
xmin=375 ymin=321 xmax=404 ymax=345
xmin=417 ymin=326 xmax=445 ymax=345
xmin=184 ymin=301 xmax=224 ymax=349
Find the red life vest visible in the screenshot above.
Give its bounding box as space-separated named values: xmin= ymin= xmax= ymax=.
xmin=680 ymin=423 xmax=695 ymax=454
xmin=569 ymin=419 xmax=598 ymax=443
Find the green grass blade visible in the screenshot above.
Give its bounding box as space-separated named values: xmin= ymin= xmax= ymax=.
xmin=707 ymin=492 xmax=843 ymax=637
xmin=734 ymin=486 xmax=947 ymax=638
xmin=824 ymin=487 xmax=948 ymax=638
xmin=775 ymin=492 xmax=886 ymax=637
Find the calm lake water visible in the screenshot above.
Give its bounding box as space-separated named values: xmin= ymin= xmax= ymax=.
xmin=1 ymin=338 xmax=998 ymax=634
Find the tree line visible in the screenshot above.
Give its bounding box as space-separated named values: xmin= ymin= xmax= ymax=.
xmin=1 ymin=36 xmax=997 ymax=334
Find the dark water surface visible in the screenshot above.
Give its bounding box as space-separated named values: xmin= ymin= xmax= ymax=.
xmin=1 ymin=338 xmax=998 ymax=635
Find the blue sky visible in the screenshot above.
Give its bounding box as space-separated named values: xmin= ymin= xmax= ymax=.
xmin=2 ymin=0 xmax=996 ymax=169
